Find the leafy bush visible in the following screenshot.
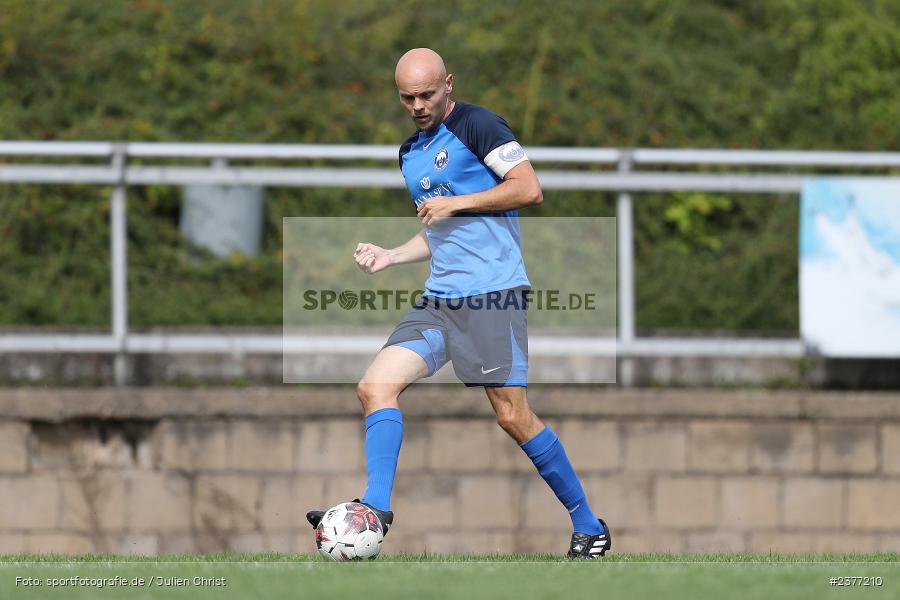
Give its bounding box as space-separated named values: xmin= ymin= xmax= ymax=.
xmin=1 ymin=0 xmax=897 ymax=332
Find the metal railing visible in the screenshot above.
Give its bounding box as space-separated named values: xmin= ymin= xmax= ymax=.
xmin=3 ymin=142 xmax=900 ymax=385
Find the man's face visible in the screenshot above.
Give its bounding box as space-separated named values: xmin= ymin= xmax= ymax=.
xmin=398 ymin=74 xmax=452 ymax=131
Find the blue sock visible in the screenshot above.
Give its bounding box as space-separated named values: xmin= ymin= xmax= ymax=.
xmin=360 ymin=407 xmax=403 ymax=512
xmin=521 ymin=426 xmax=603 ymax=535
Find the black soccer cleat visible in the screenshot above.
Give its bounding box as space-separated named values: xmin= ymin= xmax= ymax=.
xmin=567 ymin=518 xmax=612 ymax=559
xmin=306 ymin=500 xmax=394 ymax=535
xmin=306 ymin=510 xmax=325 ymax=528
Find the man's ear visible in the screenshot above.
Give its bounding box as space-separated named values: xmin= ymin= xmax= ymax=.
xmin=445 ymin=73 xmax=454 ymax=94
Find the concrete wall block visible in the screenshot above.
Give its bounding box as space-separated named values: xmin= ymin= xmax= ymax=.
xmin=0 ymin=422 xmax=29 ymax=473
xmin=194 ymin=475 xmax=262 ymax=533
xmin=491 ymin=425 xmax=539 ymax=473
xmin=116 ymin=534 xmax=159 ymax=555
xmin=720 ymin=477 xmax=778 ymax=529
xmin=156 ymin=420 xmax=228 ymax=471
xmin=750 ymin=532 xmax=815 ymax=553
xmin=396 ymin=420 xmax=428 ymax=473
xmin=847 ymin=481 xmax=900 ymax=530
xmin=557 ymin=419 xmax=620 ymax=472
xmin=428 ymin=420 xmax=494 ymax=471
xmin=294 ymin=531 xmax=318 ymax=556
xmin=127 ymin=473 xmax=192 ymax=531
xmin=378 ymin=532 xmax=426 ymax=554
xmin=227 ymin=532 xmax=293 ymax=553
xmin=27 ymin=533 xmax=94 ymax=554
xmin=882 ymin=425 xmax=900 ymax=475
xmin=685 ymin=531 xmax=747 ymax=552
xmin=393 ymin=475 xmax=458 ymax=529
xmin=0 ymin=475 xmax=59 ymax=529
xmin=231 ymin=420 xmax=294 ymax=472
xmin=817 ymin=424 xmax=878 ymax=474
xmin=513 ymin=531 xmax=568 ymax=554
xmin=813 ymin=533 xmax=878 ymax=553
xmin=584 ymin=475 xmax=652 ymax=530
xmin=296 ymin=419 xmax=362 ymax=473
xmin=457 ymin=476 xmax=518 ymax=528
xmin=0 ymin=533 xmax=27 ymax=554
xmin=751 ymin=423 xmax=815 ymax=473
xmin=654 ymin=476 xmax=717 ymax=529
xmin=158 ymin=533 xmax=201 ymax=555
xmin=622 ymin=422 xmax=686 ymax=473
xmin=32 ymin=424 xmax=135 ymax=471
xmin=782 ymin=478 xmax=843 ymax=529
xmin=321 ymin=474 xmax=365 ymax=507
xmin=60 ymin=474 xmax=126 ymax=532
xmin=260 ymin=476 xmax=325 ymax=531
xmin=424 ymin=532 xmax=516 ymax=554
xmin=74 ymin=435 xmax=133 ymax=470
xmin=522 ymin=477 xmax=568 ymax=530
xmin=688 ymin=420 xmax=750 ymax=473
xmin=615 ymin=530 xmax=685 ymax=553
xmin=878 ymin=534 xmax=900 ymax=552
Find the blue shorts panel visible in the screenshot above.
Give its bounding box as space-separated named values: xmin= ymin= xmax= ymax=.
xmin=395 ymin=328 xmax=448 ymax=376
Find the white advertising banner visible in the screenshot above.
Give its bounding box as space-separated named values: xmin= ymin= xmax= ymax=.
xmin=801 ymin=178 xmax=900 ymax=357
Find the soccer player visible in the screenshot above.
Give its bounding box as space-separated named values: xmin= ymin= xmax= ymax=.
xmin=307 ymin=48 xmax=610 ymax=559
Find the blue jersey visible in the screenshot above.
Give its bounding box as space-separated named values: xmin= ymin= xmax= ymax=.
xmin=399 ymin=101 xmax=532 ymax=298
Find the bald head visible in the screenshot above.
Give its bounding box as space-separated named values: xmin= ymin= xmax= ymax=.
xmin=395 ymin=48 xmax=455 ymax=131
xmin=395 ymin=48 xmax=447 ymax=89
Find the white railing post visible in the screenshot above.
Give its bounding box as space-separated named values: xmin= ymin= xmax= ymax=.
xmin=110 ymin=144 xmax=129 ymax=386
xmin=617 ymin=151 xmax=636 ymax=387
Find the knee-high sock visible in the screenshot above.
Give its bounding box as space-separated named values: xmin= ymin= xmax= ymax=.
xmin=360 ymin=407 xmax=403 ymax=512
xmin=521 ymin=426 xmax=603 ymax=535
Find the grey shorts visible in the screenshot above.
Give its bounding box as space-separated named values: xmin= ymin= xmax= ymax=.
xmin=384 ymin=287 xmax=529 ymax=387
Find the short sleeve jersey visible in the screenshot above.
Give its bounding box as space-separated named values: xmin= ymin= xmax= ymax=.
xmin=399 ymin=101 xmax=531 ymax=298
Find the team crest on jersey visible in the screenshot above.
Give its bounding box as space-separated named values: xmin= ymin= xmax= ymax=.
xmin=434 ymin=148 xmax=449 ymax=170
xmin=420 ymin=176 xmax=431 ymax=189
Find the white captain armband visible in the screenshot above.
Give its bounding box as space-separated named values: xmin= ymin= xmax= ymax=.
xmin=484 ymin=141 xmax=529 ymax=179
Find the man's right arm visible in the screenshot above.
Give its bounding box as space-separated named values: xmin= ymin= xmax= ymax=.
xmin=355 ymin=230 xmax=430 ymax=274
xmin=388 ymin=230 xmax=431 ymax=265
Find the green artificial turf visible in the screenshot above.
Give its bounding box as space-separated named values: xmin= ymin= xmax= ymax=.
xmin=1 ymin=553 xmax=896 ymax=600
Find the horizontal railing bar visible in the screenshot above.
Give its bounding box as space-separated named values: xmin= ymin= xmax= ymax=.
xmin=127 ymin=142 xmax=400 ymax=160
xmin=124 ymin=166 xmax=405 ymax=187
xmin=0 ymin=165 xmax=817 ymax=192
xmin=3 ymin=142 xmax=900 ymax=168
xmin=127 ymin=144 xmax=623 ymax=162
xmin=0 ymin=335 xmax=119 ymax=352
xmin=0 ymin=334 xmax=805 ymax=358
xmin=536 ymin=171 xmax=807 ymax=192
xmin=122 ymin=168 xmax=812 ymax=193
xmin=128 ymin=169 xmax=823 ymax=193
xmin=0 ymin=165 xmax=118 ymax=184
xmin=632 ymin=148 xmax=900 ymax=167
xmin=622 ymin=337 xmax=806 ymax=358
xmin=0 ymin=141 xmax=115 ymax=156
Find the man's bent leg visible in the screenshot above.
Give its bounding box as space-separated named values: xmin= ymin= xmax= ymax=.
xmin=357 ymin=345 xmax=428 ymax=512
xmin=486 ymin=386 xmax=604 ymax=536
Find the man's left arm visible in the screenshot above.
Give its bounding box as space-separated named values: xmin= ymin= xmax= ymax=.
xmin=416 ymin=161 xmax=542 ymax=226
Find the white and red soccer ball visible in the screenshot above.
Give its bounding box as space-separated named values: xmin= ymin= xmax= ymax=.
xmin=315 ymin=502 xmax=384 ymax=561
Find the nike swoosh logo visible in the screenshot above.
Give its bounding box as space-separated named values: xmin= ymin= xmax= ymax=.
xmin=568 ymin=504 xmax=580 ymax=513
xmin=481 ymin=366 xmax=502 ymax=374
xmin=423 ymin=138 xmax=436 ymax=151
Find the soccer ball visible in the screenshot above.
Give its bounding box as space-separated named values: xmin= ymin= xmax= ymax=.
xmin=315 ymin=502 xmax=384 ymax=561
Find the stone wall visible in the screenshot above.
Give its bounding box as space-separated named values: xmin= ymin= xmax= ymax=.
xmin=0 ymin=387 xmax=898 ymax=555
xmin=4 ymin=339 xmax=900 ymax=388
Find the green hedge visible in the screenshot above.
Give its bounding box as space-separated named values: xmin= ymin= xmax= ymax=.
xmin=1 ymin=0 xmax=898 ymax=332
